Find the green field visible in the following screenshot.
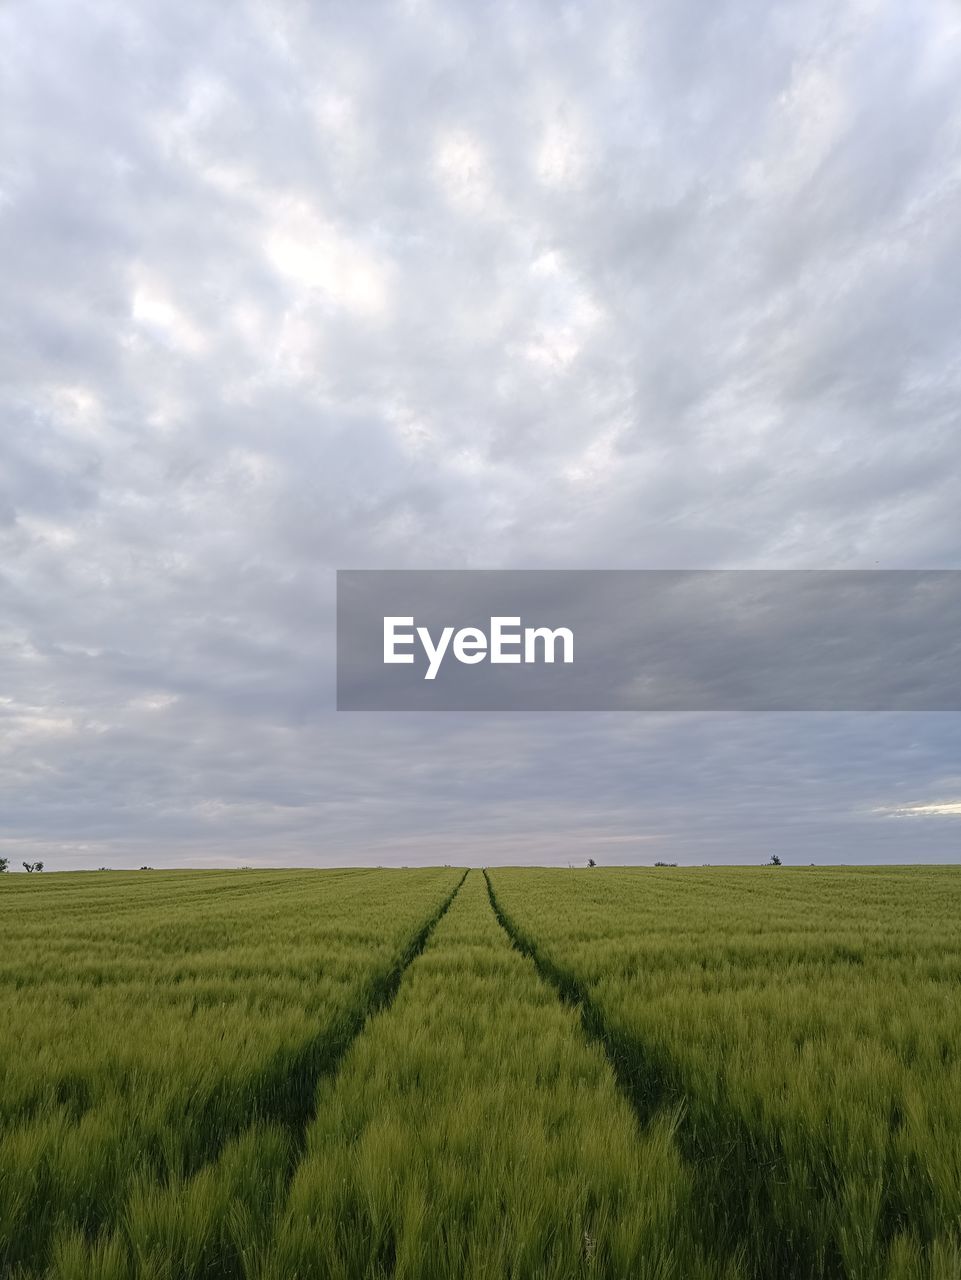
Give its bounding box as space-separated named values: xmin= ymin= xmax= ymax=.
xmin=1 ymin=866 xmax=959 ymax=1279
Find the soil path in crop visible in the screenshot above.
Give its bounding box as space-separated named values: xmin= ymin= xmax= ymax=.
xmin=269 ymin=868 xmax=468 ymax=1156
xmin=182 ymin=869 xmax=470 ymax=1175
xmin=39 ymin=872 xmax=468 ymax=1280
xmin=483 ymin=869 xmax=758 ymax=1280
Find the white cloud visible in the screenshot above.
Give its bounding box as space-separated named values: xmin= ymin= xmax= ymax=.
xmin=2 ymin=0 xmax=961 ymax=866
xmin=879 ymin=802 xmax=961 ymax=817
xmin=265 ymin=201 xmax=390 ymax=317
xmin=434 ymin=129 xmax=499 ymax=214
xmin=131 ymin=276 xmax=207 ymax=354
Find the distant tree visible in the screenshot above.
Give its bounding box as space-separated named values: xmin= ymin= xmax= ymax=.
xmin=654 ymin=861 xmax=678 ymax=867
xmin=587 ymin=858 xmax=597 ymax=868
xmin=768 ymin=854 xmax=782 ymax=867
xmin=139 ymin=866 xmax=153 ymax=871
xmin=0 ymin=856 xmax=8 ymax=872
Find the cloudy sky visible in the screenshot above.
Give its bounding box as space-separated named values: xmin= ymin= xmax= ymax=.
xmin=2 ymin=0 xmax=960 ymax=869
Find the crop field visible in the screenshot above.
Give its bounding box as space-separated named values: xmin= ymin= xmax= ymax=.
xmin=1 ymin=867 xmax=959 ymax=1279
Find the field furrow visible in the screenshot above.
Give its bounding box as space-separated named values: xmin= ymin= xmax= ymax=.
xmin=42 ymin=870 xmax=467 ymax=1280
xmin=485 ymin=869 xmax=754 ymax=1276
xmin=0 ymin=868 xmax=461 ymax=1277
xmin=487 ymin=867 xmax=961 ymax=1280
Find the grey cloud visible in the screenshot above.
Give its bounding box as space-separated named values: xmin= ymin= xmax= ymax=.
xmin=1 ymin=0 xmax=960 ymax=866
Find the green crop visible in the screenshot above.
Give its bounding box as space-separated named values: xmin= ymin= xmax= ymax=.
xmin=488 ymin=866 xmax=961 ymax=1280
xmin=2 ymin=865 xmax=958 ymax=1278
xmin=269 ymin=870 xmax=726 ymax=1280
xmin=0 ymin=868 xmax=460 ymax=1276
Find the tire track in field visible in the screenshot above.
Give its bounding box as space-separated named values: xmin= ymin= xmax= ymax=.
xmin=47 ymin=874 xmax=469 ymax=1280
xmin=483 ymin=870 xmax=760 ymax=1280
xmin=204 ymin=868 xmax=470 ymax=1177
xmin=483 ymin=870 xmax=668 ymax=1124
xmin=217 ymin=869 xmax=470 ymax=1279
xmin=150 ymin=871 xmax=470 ymax=1182
xmin=253 ymin=868 xmax=469 ymax=1157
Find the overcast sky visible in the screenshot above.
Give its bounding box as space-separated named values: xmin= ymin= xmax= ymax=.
xmin=2 ymin=0 xmax=960 ymax=869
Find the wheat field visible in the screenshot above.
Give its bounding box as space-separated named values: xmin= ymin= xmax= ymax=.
xmin=1 ymin=865 xmax=959 ymax=1279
